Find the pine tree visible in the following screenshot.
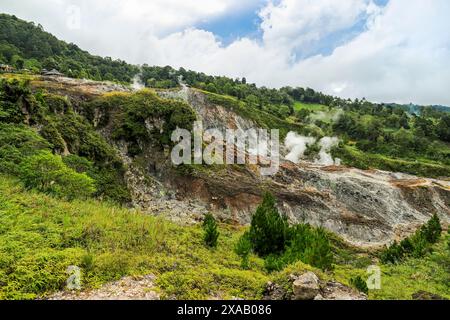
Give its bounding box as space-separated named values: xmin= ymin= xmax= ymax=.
xmin=249 ymin=192 xmax=288 ymax=256
xmin=234 ymin=231 xmax=252 ymax=269
xmin=203 ymin=213 xmax=219 ymax=248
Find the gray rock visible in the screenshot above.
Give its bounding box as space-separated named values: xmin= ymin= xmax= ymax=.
xmin=320 ymin=281 xmax=367 ymax=300
xmin=292 ymin=272 xmax=320 ymax=300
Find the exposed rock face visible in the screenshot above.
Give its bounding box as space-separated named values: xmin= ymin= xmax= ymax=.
xmin=168 ymin=157 xmax=449 ymax=246
xmin=158 ymin=87 xmax=450 ymax=246
xmin=292 ymin=272 xmax=321 ymax=300
xmin=30 ymin=78 xmax=450 ymax=246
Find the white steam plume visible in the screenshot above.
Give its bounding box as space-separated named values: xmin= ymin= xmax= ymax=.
xmin=284 ymin=132 xmax=316 ymax=164
xmin=315 ymin=137 xmax=341 ymax=166
xmin=132 ymin=73 xmax=145 ymax=90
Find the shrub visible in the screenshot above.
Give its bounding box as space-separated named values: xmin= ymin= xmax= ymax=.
xmin=0 ymin=123 xmax=50 ymax=175
xmin=282 ymin=225 xmax=334 ymax=271
xmin=420 ymin=213 xmax=442 ymax=244
xmin=350 ymin=276 xmax=369 ymax=295
xmin=380 ymin=241 xmax=403 ymax=264
xmin=380 ymin=214 xmax=442 ymax=264
xmin=19 ymin=151 xmax=96 ymax=199
xmin=241 ymin=193 xmax=334 ymax=271
xmin=300 ymin=228 xmax=334 ymax=271
xmin=234 ymin=231 xmax=252 ymax=269
xmin=203 ymin=213 xmax=219 ymax=248
xmin=264 ymin=254 xmax=285 ymax=273
xmin=249 ymin=192 xmax=289 ymax=256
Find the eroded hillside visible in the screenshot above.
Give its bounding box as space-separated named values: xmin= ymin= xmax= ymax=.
xmin=13 ymin=75 xmax=450 ymax=247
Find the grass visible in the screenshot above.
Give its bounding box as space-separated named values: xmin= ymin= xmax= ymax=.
xmin=293 ymin=102 xmax=328 ymax=112
xmin=0 ymin=175 xmax=448 ymax=300
xmin=0 ymin=175 xmax=269 ymax=300
xmin=334 ymin=237 xmax=450 ymax=300
xmin=334 ymin=145 xmax=450 ymax=178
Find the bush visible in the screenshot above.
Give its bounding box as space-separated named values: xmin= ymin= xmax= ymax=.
xmin=234 ymin=231 xmax=252 ymax=269
xmin=350 ymin=276 xmax=369 ymax=295
xmin=300 ymin=228 xmax=334 ymax=271
xmin=380 ymin=214 xmax=442 ymax=264
xmin=203 ymin=213 xmax=219 ymax=248
xmin=420 ymin=213 xmax=442 ymax=244
xmin=264 ymin=255 xmax=285 ymax=273
xmin=19 ymin=151 xmax=96 ymax=199
xmin=249 ymin=193 xmax=289 ymax=256
xmin=281 ymin=225 xmax=334 ymax=271
xmin=240 ymin=193 xmax=334 ymax=272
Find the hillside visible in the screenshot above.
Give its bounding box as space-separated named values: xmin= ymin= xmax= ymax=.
xmin=0 ymin=13 xmax=449 ymax=301
xmin=1 ymin=175 xmax=449 ymax=300
xmin=1 ymin=13 xmax=449 ymax=179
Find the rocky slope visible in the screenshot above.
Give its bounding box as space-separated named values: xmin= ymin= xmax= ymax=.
xmin=30 ymin=76 xmax=450 ymax=247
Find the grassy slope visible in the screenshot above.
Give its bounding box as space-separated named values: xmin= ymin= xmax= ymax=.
xmin=0 ymin=175 xmax=270 ymax=300
xmin=293 ymin=102 xmax=328 ymax=112
xmin=1 ymin=175 xmax=449 ymax=300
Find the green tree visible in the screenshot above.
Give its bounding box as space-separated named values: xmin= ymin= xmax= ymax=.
xmin=249 ymin=192 xmax=289 ymax=256
xmin=420 ymin=213 xmax=442 ymax=244
xmin=436 ymin=114 xmax=450 ymax=142
xmin=234 ymin=231 xmax=252 ymax=269
xmin=203 ymin=213 xmax=219 ymax=248
xmin=19 ymin=151 xmax=96 ymax=199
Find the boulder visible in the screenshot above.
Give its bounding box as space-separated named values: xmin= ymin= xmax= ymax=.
xmin=292 ymin=272 xmax=320 ymax=300
xmin=412 ymin=291 xmax=447 ymax=300
xmin=320 ymin=281 xmax=367 ymax=300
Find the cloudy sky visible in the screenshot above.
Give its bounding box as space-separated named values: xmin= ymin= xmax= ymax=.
xmin=2 ymin=0 xmax=450 ymax=105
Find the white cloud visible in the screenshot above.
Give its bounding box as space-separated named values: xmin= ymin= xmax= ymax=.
xmin=259 ymin=0 xmax=371 ymax=54
xmin=1 ymin=0 xmax=450 ymax=105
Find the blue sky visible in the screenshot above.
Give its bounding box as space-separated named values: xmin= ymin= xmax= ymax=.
xmin=196 ymin=2 xmax=264 ymax=45
xmin=197 ymin=0 xmax=390 ymax=58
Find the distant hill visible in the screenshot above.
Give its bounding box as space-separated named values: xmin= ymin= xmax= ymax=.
xmin=0 ymin=12 xmax=448 ymax=114
xmin=0 ymin=13 xmax=138 ymax=82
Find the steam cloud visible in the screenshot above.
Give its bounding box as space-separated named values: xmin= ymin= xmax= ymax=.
xmin=131 ymin=74 xmax=145 ymax=90
xmin=284 ymin=132 xmax=341 ymax=166
xmin=315 ymin=137 xmax=341 ymax=166
xmin=284 ymin=132 xmax=316 ymax=163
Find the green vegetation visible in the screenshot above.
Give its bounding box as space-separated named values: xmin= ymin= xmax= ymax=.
xmin=1 ymin=177 xmax=448 ymax=300
xmin=241 ymin=193 xmax=334 ymax=272
xmin=248 ymin=193 xmax=289 ymax=257
xmin=0 ymin=14 xmax=448 ymax=301
xmin=0 ymin=77 xmax=131 ymax=203
xmin=85 ymin=90 xmax=197 ymax=152
xmin=0 ymin=14 xmax=138 ymax=82
xmin=203 ymin=214 xmax=219 ymax=248
xmin=19 ymin=150 xmax=95 ymax=199
xmin=380 ymin=214 xmax=443 ymax=264
xmin=2 ymin=13 xmax=450 ymax=178
xmin=350 ymin=276 xmax=369 ymax=295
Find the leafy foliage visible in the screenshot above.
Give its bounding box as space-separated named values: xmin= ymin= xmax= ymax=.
xmin=0 ymin=14 xmax=139 ymax=82
xmin=19 ymin=151 xmax=96 ymax=199
xmin=234 ymin=231 xmax=252 ymax=269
